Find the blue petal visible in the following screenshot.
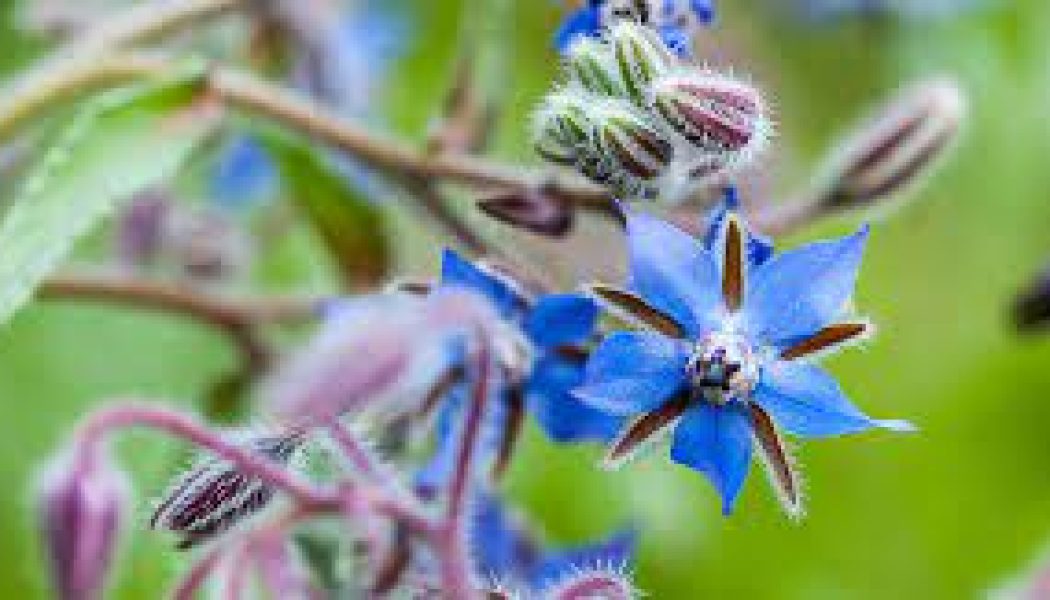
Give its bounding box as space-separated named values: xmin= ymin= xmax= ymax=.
xmin=744 ymin=226 xmax=870 ymax=348
xmin=625 ymin=211 xmax=723 ymax=337
xmin=210 ymin=136 xmax=278 ymax=209
xmin=554 ymin=6 xmax=602 ymax=52
xmin=690 ymin=0 xmax=716 ymax=23
xmin=527 ymin=356 xmax=623 ymax=443
xmin=658 ymin=24 xmax=693 ymax=58
xmin=471 ymin=493 xmax=538 ymax=582
xmin=440 ymin=248 xmax=524 ymax=319
xmin=670 ymin=402 xmax=753 ymax=515
xmin=753 ymin=361 xmax=916 ymax=438
xmin=575 ymin=331 xmax=689 ymax=416
xmin=415 ymin=384 xmax=509 ymax=496
xmin=524 ymin=294 xmax=598 ymax=348
xmin=703 ymin=188 xmax=774 ymax=268
xmin=528 ymin=528 xmax=637 ymax=590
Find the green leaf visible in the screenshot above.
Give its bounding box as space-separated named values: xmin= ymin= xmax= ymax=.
xmin=262 ymin=131 xmax=392 ymax=289
xmin=0 ymin=71 xmax=217 ymax=326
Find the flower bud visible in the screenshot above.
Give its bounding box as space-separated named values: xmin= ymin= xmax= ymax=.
xmin=478 ymin=186 xmax=574 ymax=237
xmin=592 ymin=101 xmax=673 ymax=196
xmin=608 ymin=21 xmax=677 ymax=106
xmin=150 ymin=430 xmax=303 ymax=549
xmin=565 ymin=37 xmax=625 ymax=98
xmin=532 ymin=91 xmax=596 ymax=166
xmin=544 ymin=566 xmax=637 ymax=600
xmin=652 ymin=70 xmax=770 ymax=161
xmin=816 ymin=77 xmax=965 ymax=210
xmin=38 ymin=446 xmax=128 ymax=600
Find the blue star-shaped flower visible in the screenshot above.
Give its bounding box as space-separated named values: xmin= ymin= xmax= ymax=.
xmin=415 ymin=250 xmax=623 ymax=493
xmin=471 ymin=493 xmax=635 ymax=593
xmin=576 ymin=193 xmax=914 ymax=516
xmin=554 ymin=0 xmax=715 ymax=57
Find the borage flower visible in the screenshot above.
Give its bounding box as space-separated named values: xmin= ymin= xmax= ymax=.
xmin=555 ymin=0 xmax=715 ymax=57
xmin=470 ymin=493 xmax=635 ymax=596
xmin=415 ymin=250 xmax=623 ymax=493
xmin=577 ymin=196 xmax=914 ymax=516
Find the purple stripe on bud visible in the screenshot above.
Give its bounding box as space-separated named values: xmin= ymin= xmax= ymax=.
xmin=38 ymin=446 xmax=128 ymax=600
xmin=652 ymin=71 xmax=767 ymax=155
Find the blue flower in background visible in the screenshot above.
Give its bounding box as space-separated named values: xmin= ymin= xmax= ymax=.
xmin=209 ymin=136 xmax=279 ymax=209
xmin=416 ymin=250 xmax=623 ymax=494
xmin=555 ymin=0 xmax=715 ymax=56
xmin=209 ymin=1 xmax=410 ymax=207
xmin=471 ymin=493 xmax=635 ymax=592
xmin=577 ymin=194 xmax=914 ymax=516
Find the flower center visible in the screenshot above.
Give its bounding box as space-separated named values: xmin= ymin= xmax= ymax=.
xmin=687 ymin=331 xmax=758 ymax=405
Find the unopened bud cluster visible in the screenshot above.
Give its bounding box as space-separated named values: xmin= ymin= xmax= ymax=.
xmin=533 ymin=20 xmax=771 ymax=201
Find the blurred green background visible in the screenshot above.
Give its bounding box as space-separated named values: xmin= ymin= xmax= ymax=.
xmin=1 ymin=0 xmax=1050 ymax=598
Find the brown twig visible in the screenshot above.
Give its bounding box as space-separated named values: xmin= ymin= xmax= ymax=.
xmin=36 ymin=272 xmax=323 ymax=371
xmin=0 ymin=0 xmax=244 ymax=138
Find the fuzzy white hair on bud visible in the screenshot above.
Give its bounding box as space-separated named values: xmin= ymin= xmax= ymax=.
xmin=543 ymin=563 xmax=639 ymax=600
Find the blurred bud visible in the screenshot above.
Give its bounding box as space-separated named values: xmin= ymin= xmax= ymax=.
xmin=115 ymin=189 xmax=170 ymax=268
xmin=162 ymin=206 xmax=253 ymax=284
xmin=816 ymin=77 xmax=965 ymax=210
xmin=1014 ymin=264 xmax=1050 ymax=332
xmin=544 ymin=567 xmax=637 ymax=600
xmin=38 ymin=446 xmax=127 ymax=600
xmin=533 ymin=91 xmax=595 ymax=166
xmin=150 ymin=430 xmax=303 ymax=549
xmin=267 ymin=291 xmax=499 ymax=425
xmin=478 ymin=186 xmax=575 ymax=237
xmin=593 ymin=101 xmax=674 ymax=196
xmin=566 ymin=37 xmax=625 ymax=98
xmin=608 ymin=21 xmax=677 ymax=106
xmin=652 ymin=70 xmax=770 ymax=162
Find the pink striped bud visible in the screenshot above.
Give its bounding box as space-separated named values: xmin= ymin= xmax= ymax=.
xmin=652 ymin=70 xmax=770 ymax=162
xmin=38 ymin=446 xmax=128 ymax=600
xmin=150 ymin=429 xmax=303 ymax=549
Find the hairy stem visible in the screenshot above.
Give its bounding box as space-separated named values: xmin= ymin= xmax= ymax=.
xmin=77 ymin=403 xmax=329 ymax=505
xmin=436 ymin=336 xmax=493 ymax=600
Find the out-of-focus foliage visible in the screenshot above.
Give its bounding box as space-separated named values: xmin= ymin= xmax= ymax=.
xmin=0 ymin=0 xmax=1049 ymax=598
xmin=0 ymin=72 xmax=216 ymax=325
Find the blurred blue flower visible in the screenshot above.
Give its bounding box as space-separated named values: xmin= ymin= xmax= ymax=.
xmin=416 ymin=250 xmax=623 ymax=494
xmin=209 ymin=136 xmax=279 ymax=209
xmin=555 ymin=0 xmax=715 ymax=56
xmin=209 ymin=1 xmax=410 ymax=207
xmin=471 ymin=493 xmax=635 ymax=591
xmin=577 ymin=198 xmax=914 ymax=515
